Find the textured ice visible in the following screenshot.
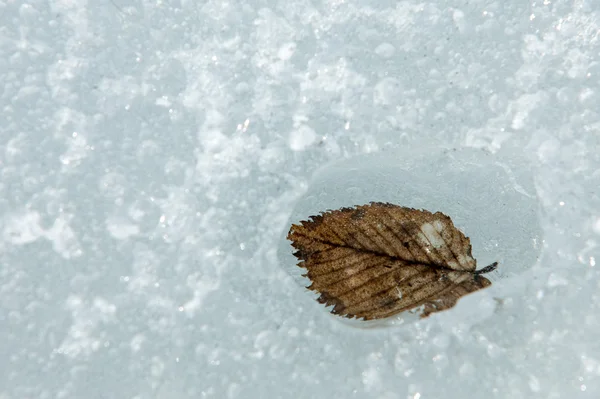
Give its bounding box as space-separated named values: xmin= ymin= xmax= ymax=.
xmin=1 ymin=1 xmax=600 ymax=398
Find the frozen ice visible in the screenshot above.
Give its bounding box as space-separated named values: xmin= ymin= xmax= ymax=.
xmin=1 ymin=1 xmax=600 ymax=398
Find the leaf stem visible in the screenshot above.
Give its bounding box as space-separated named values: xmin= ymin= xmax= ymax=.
xmin=475 ymin=262 xmax=498 ymax=275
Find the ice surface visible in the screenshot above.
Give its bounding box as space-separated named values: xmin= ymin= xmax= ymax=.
xmin=1 ymin=0 xmax=600 ymax=398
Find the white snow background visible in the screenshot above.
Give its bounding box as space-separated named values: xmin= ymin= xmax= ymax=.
xmin=1 ymin=0 xmax=600 ymax=398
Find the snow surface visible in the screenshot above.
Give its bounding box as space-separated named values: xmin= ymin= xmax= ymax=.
xmin=1 ymin=0 xmax=600 ymax=398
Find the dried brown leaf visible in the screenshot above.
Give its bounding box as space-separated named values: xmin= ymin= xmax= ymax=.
xmin=287 ymin=202 xmax=498 ymax=320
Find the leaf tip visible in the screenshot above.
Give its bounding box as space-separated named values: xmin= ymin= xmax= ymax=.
xmin=475 ymin=262 xmax=499 ymax=275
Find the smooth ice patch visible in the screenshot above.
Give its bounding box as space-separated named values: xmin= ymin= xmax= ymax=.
xmin=279 ymin=145 xmax=543 ymax=326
